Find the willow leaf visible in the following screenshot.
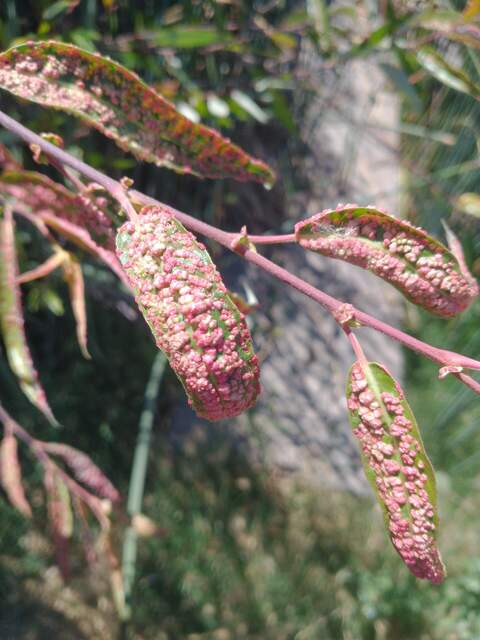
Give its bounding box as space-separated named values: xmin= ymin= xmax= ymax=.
xmin=0 ymin=428 xmax=32 ymax=517
xmin=0 ymin=41 xmax=275 ymax=186
xmin=42 ymin=442 xmax=120 ymax=502
xmin=295 ymin=204 xmax=478 ymax=317
xmin=0 ymin=170 xmax=115 ymax=247
xmin=0 ymin=207 xmax=57 ymax=425
xmin=62 ymin=254 xmax=90 ymax=359
xmin=347 ymin=361 xmax=445 ymax=584
xmin=0 ymin=171 xmax=129 ymax=286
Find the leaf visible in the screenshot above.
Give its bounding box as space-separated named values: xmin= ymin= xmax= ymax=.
xmin=230 ymin=89 xmax=270 ymax=124
xmin=0 ymin=427 xmax=32 ymax=517
xmin=295 ymin=204 xmax=478 ymax=317
xmin=456 ymin=192 xmax=480 ymax=219
xmin=62 ymin=254 xmax=90 ymax=359
xmin=0 ymin=171 xmax=129 ymax=286
xmin=416 ymin=46 xmax=480 ymax=96
xmin=116 ymin=205 xmax=261 ymax=421
xmin=0 ymin=170 xmax=115 ymax=247
xmin=0 ymin=41 xmax=275 ymax=187
xmin=464 ymin=0 xmax=480 ymax=19
xmin=17 ymin=249 xmax=67 ymax=284
xmin=148 ymin=26 xmax=233 ymax=49
xmin=346 ymin=360 xmax=445 ymax=584
xmin=42 ymin=442 xmax=120 ymax=502
xmin=44 ymin=466 xmax=73 ymax=580
xmin=441 ymin=220 xmax=477 ymax=290
xmin=0 ymin=206 xmax=57 ymax=425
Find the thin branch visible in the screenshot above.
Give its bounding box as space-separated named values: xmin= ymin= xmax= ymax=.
xmin=2 ymin=109 xmax=480 ymax=387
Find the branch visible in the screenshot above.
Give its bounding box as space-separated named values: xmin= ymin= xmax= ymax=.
xmin=1 ymin=109 xmax=479 ymax=387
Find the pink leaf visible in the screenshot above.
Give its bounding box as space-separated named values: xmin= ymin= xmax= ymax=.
xmin=0 ymin=170 xmax=114 ymax=247
xmin=42 ymin=442 xmax=120 ymax=503
xmin=61 ymin=254 xmax=91 ymax=359
xmin=0 ymin=41 xmax=275 ymax=186
xmin=116 ymin=205 xmax=261 ymax=421
xmin=295 ymin=204 xmax=478 ymax=317
xmin=0 ymin=207 xmax=57 ymax=425
xmin=44 ymin=466 xmax=73 ymax=580
xmin=0 ymin=425 xmax=32 ymax=518
xmin=346 ymin=361 xmax=445 ymax=584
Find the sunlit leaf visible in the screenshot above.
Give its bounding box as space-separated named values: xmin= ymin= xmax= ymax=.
xmin=0 ymin=426 xmax=32 ymax=518
xmin=346 ymin=360 xmax=445 ymax=584
xmin=456 ymin=192 xmax=480 ymax=219
xmin=116 ymin=205 xmax=260 ymax=421
xmin=230 ymin=90 xmax=270 ymax=124
xmin=148 ymin=26 xmax=233 ymax=49
xmin=0 ymin=41 xmax=275 ymax=186
xmin=416 ymin=46 xmax=480 ymax=96
xmin=0 ymin=206 xmax=57 ymax=424
xmin=295 ymin=204 xmax=478 ymax=317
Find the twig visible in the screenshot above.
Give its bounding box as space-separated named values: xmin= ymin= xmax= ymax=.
xmin=1 ymin=109 xmax=480 ymax=387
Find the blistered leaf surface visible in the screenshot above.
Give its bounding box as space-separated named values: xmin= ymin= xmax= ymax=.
xmin=295 ymin=204 xmax=478 ymax=317
xmin=347 ymin=360 xmax=445 ymax=584
xmin=116 ymin=205 xmax=261 ymax=421
xmin=0 ymin=41 xmax=275 ymax=186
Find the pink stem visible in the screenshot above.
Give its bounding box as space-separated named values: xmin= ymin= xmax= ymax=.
xmin=2 ymin=110 xmax=480 ymax=385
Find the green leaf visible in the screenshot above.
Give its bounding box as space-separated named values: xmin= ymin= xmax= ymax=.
xmin=346 ymin=360 xmax=445 ymax=584
xmin=0 ymin=41 xmax=275 ymax=187
xmin=416 ymin=46 xmax=480 ymax=96
xmin=149 ymin=26 xmax=233 ymax=49
xmin=295 ymin=204 xmax=478 ymax=317
xmin=0 ymin=207 xmax=57 ymax=425
xmin=230 ymin=90 xmax=270 ymax=124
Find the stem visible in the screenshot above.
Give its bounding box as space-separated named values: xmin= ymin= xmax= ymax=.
xmin=121 ymin=352 xmax=167 ymax=622
xmin=2 ymin=110 xmax=480 ymax=382
xmin=0 ymin=110 xmax=138 ymax=222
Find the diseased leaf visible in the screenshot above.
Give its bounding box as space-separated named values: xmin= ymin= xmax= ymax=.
xmin=44 ymin=466 xmax=73 ymax=580
xmin=0 ymin=206 xmax=57 ymax=424
xmin=62 ymin=254 xmax=90 ymax=359
xmin=0 ymin=171 xmax=129 ymax=286
xmin=0 ymin=170 xmax=114 ymax=247
xmin=347 ymin=360 xmax=445 ymax=584
xmin=42 ymin=442 xmax=120 ymax=503
xmin=0 ymin=427 xmax=32 ymax=517
xmin=0 ymin=41 xmax=275 ymax=186
xmin=116 ymin=205 xmax=261 ymax=421
xmin=295 ymin=204 xmax=478 ymax=317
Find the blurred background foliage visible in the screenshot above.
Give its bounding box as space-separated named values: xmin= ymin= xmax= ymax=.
xmin=1 ymin=0 xmax=480 ymax=638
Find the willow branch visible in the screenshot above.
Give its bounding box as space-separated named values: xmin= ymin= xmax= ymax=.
xmin=1 ymin=109 xmax=479 ymax=385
